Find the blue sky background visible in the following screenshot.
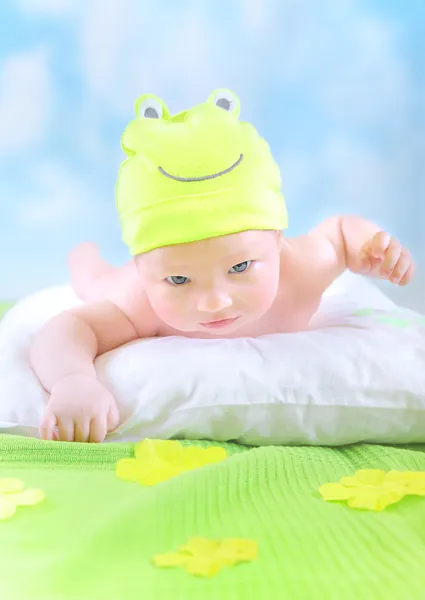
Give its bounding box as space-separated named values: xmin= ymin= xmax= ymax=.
xmin=0 ymin=0 xmax=424 ymax=310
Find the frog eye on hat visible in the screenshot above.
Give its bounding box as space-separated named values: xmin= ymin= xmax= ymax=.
xmin=134 ymin=94 xmax=170 ymax=120
xmin=208 ymin=88 xmax=240 ymax=118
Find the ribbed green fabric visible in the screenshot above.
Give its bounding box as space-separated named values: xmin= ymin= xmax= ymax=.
xmin=1 ymin=436 xmax=425 ymax=599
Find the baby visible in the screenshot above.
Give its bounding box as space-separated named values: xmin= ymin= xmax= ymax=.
xmin=30 ymin=89 xmax=415 ymax=443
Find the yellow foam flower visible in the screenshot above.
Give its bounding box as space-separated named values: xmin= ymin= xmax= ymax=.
xmin=385 ymin=470 xmax=425 ymax=492
xmin=319 ymin=469 xmax=425 ymax=511
xmin=116 ymin=439 xmax=227 ymax=486
xmin=0 ymin=478 xmax=45 ymax=520
xmin=153 ymin=537 xmax=258 ymax=577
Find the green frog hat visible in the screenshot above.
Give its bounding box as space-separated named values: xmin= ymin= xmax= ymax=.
xmin=116 ymin=88 xmax=288 ymax=255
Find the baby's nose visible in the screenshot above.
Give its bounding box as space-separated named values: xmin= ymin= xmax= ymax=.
xmin=197 ymin=289 xmax=232 ymax=313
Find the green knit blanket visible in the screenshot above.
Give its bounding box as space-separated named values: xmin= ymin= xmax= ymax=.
xmin=1 ymin=435 xmax=425 ymax=599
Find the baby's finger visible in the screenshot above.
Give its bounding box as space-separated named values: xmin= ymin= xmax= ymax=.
xmin=89 ymin=418 xmax=107 ymax=443
xmin=398 ymin=262 xmax=416 ymax=286
xmin=370 ymin=231 xmax=391 ymax=259
xmin=56 ymin=418 xmax=75 ymax=442
xmin=380 ymin=238 xmax=401 ymax=277
xmin=389 ymin=250 xmax=411 ymax=284
xmin=353 ymin=249 xmax=372 ymax=274
xmin=40 ymin=411 xmax=57 ymax=441
xmin=107 ymin=402 xmax=120 ymax=433
xmin=75 ymin=419 xmax=91 ymax=443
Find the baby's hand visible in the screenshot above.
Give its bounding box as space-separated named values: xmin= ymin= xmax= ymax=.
xmin=40 ymin=374 xmax=120 ymax=443
xmin=353 ymin=231 xmax=415 ymax=285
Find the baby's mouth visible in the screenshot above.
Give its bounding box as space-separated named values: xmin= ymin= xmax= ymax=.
xmin=158 ymin=153 xmax=243 ymax=182
xmin=200 ymin=317 xmax=240 ymax=329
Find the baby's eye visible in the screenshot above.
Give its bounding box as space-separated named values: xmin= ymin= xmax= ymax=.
xmin=166 ymin=275 xmax=190 ymax=286
xmin=229 ymin=261 xmax=251 ymax=274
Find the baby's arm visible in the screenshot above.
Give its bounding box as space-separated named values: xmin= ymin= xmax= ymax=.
xmin=310 ymin=215 xmax=415 ymax=285
xmin=30 ymin=300 xmax=154 ymax=443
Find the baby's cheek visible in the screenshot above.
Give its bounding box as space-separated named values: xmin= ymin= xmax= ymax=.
xmin=247 ymin=277 xmax=278 ymax=312
xmin=254 ymin=287 xmax=274 ymax=309
xmin=149 ymin=291 xmax=188 ymax=327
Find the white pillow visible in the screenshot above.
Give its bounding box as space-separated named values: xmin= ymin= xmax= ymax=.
xmin=0 ymin=272 xmax=424 ymax=446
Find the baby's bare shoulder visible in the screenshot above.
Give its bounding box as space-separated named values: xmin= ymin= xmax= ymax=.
xmin=284 ymin=231 xmax=336 ymax=263
xmin=81 ymin=260 xmax=160 ymax=339
xmin=278 ymin=233 xmax=343 ymax=298
xmin=114 ymin=270 xmax=161 ymax=339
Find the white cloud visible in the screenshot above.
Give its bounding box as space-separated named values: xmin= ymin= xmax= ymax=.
xmin=240 ymin=0 xmax=279 ymax=35
xmin=320 ymin=137 xmax=393 ymax=211
xmin=0 ymin=49 xmax=51 ymax=156
xmin=71 ymin=0 xmax=222 ymax=115
xmin=76 ymin=0 xmax=139 ymax=101
xmin=18 ymin=0 xmax=74 ymax=14
xmin=0 ymin=259 xmax=67 ymax=299
xmin=16 ymin=163 xmax=95 ymax=228
xmin=236 ymin=2 xmax=413 ymax=128
xmin=62 ymin=0 xmax=255 ymax=118
xmin=318 ymin=18 xmax=411 ymax=125
xmin=281 ymin=135 xmax=402 ymax=217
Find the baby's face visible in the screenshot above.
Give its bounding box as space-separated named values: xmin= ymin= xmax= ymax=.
xmin=136 ymin=230 xmax=282 ymax=335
